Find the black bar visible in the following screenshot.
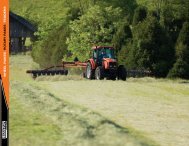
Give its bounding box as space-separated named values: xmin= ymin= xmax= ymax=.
xmin=27 ymin=69 xmax=68 ymax=75
xmin=0 ymin=77 xmax=1 ymax=146
xmin=0 ymin=75 xmax=8 ymax=146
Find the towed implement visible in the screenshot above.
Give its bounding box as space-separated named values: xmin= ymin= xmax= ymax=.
xmin=26 ymin=46 xmax=127 ymax=80
xmin=26 ymin=61 xmax=87 ymax=79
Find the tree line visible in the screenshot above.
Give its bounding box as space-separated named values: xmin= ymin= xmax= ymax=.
xmin=29 ymin=0 xmax=189 ymax=79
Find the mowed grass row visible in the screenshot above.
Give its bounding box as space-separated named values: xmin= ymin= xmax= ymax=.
xmin=10 ymin=55 xmax=158 ymax=146
xmin=10 ymin=55 xmax=189 ymax=146
xmin=40 ymin=79 xmax=189 ymax=146
xmin=10 ymin=80 xmax=159 ymax=146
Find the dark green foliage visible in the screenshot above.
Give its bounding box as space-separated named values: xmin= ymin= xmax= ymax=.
xmin=132 ymin=6 xmax=147 ymax=25
xmin=98 ymin=0 xmax=137 ymax=15
xmin=11 ymin=0 xmax=189 ymax=79
xmin=67 ymin=7 xmax=81 ymax=21
xmin=175 ymin=22 xmax=189 ymax=61
xmin=129 ymin=15 xmax=174 ymax=77
xmin=112 ymin=20 xmax=133 ymax=67
xmin=168 ymin=59 xmax=189 ymax=79
xmin=32 ymin=24 xmax=70 ymax=67
xmin=112 ymin=21 xmax=132 ymax=51
xmin=161 ymin=9 xmax=182 ymax=44
xmin=49 ymin=25 xmax=70 ymax=65
xmin=117 ymin=40 xmax=133 ymax=68
xmin=64 ymin=0 xmax=137 ymax=21
xmin=168 ymin=22 xmax=189 ymax=79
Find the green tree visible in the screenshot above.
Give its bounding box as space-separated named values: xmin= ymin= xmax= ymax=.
xmin=112 ymin=21 xmax=133 ymax=67
xmin=112 ymin=21 xmax=132 ymax=51
xmin=32 ymin=23 xmax=70 ymax=67
xmin=117 ymin=40 xmax=133 ymax=67
xmin=168 ymin=22 xmax=189 ymax=79
xmin=129 ymin=15 xmax=174 ymax=76
xmin=64 ymin=0 xmax=137 ymax=18
xmin=67 ymin=5 xmax=122 ymax=61
xmin=132 ymin=6 xmax=147 ymax=25
xmin=100 ymin=0 xmax=137 ymax=17
xmin=160 ymin=0 xmax=189 ymax=43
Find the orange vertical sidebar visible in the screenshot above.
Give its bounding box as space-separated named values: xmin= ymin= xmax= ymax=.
xmin=0 ymin=1 xmax=2 ymax=81
xmin=0 ymin=0 xmax=9 ymax=108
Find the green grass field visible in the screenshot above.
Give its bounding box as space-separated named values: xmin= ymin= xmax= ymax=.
xmin=10 ymin=55 xmax=189 ymax=146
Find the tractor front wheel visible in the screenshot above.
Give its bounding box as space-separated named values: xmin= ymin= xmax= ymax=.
xmin=95 ymin=66 xmax=104 ymax=80
xmin=117 ymin=65 xmax=127 ymax=81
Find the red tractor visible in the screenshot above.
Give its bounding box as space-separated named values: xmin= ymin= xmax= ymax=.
xmin=84 ymin=46 xmax=127 ymax=80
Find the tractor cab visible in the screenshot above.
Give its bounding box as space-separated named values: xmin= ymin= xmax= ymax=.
xmin=92 ymin=46 xmax=115 ymax=65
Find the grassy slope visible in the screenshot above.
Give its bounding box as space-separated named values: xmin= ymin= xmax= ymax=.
xmin=10 ymin=55 xmax=189 ymax=146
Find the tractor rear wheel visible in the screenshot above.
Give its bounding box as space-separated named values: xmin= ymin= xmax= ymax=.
xmin=117 ymin=65 xmax=127 ymax=81
xmin=85 ymin=62 xmax=94 ymax=79
xmin=95 ymin=66 xmax=104 ymax=80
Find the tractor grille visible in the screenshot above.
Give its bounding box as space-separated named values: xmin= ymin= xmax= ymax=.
xmin=109 ymin=62 xmax=117 ymax=68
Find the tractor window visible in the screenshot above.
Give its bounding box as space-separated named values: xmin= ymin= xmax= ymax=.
xmin=96 ymin=48 xmax=115 ymax=63
xmin=105 ymin=48 xmax=115 ymax=59
xmin=93 ymin=50 xmax=97 ymax=59
xmin=97 ymin=48 xmax=115 ymax=59
xmin=99 ymin=49 xmax=106 ymax=60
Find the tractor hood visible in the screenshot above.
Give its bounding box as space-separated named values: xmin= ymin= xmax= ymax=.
xmin=103 ymin=58 xmax=117 ymax=63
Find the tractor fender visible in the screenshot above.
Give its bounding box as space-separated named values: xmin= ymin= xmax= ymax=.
xmin=88 ymin=59 xmax=96 ymax=70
